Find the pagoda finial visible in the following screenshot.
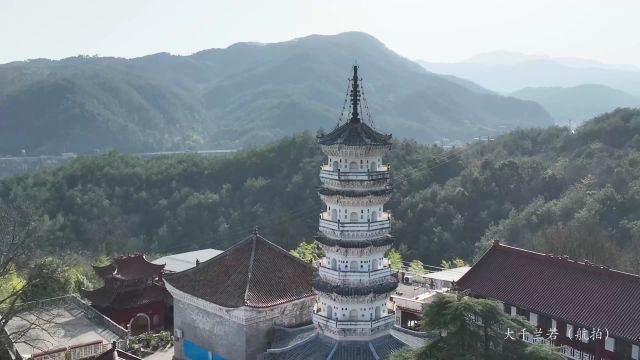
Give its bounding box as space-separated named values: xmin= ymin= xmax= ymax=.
xmin=253 ymin=226 xmax=259 ymax=236
xmin=350 ymin=65 xmax=361 ymax=123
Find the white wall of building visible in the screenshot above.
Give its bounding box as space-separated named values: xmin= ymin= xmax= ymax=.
xmin=322 ymin=252 xmax=386 ymax=271
xmin=318 ymin=297 xmax=388 ymax=321
xmin=326 ymin=204 xmax=386 ymax=222
xmin=327 ymin=156 xmax=384 ymax=172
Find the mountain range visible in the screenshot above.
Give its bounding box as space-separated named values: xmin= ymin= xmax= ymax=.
xmin=0 ymin=32 xmax=553 ymax=155
xmin=511 ymin=84 xmax=640 ymax=125
xmin=418 ymin=53 xmax=640 ymax=95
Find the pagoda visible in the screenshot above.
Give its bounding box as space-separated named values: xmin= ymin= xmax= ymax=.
xmin=312 ymin=65 xmax=397 ymax=339
xmin=81 ymin=254 xmax=169 ymax=335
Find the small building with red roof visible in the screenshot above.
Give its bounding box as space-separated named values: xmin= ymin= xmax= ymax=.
xmin=456 ymin=240 xmax=640 ymax=360
xmin=81 ymin=254 xmax=170 ymax=335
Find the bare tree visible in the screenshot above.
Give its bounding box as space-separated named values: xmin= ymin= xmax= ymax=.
xmin=0 ymin=201 xmax=56 ymax=358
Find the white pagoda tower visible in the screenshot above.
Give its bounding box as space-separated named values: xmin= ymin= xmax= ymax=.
xmin=313 ymin=65 xmax=397 ymax=340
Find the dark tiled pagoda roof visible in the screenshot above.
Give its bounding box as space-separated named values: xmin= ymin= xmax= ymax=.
xmin=317 ymin=65 xmax=391 ymax=147
xmin=81 ymin=283 xmax=169 ymax=309
xmin=95 ymin=344 xmax=142 ymax=360
xmin=318 ymin=122 xmax=392 ymax=147
xmin=265 ymin=327 xmax=422 ymax=360
xmin=164 ymin=232 xmax=315 ymax=308
xmin=92 ymin=254 xmax=164 ymax=281
xmin=314 ymin=233 xmax=393 ymax=248
xmin=313 ymin=277 xmax=398 ymax=297
xmin=457 ymin=241 xmax=640 ymax=343
xmin=270 ymin=325 xmax=318 ymax=350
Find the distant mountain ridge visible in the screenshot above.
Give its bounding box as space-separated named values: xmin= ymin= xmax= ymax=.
xmin=464 ymin=51 xmax=640 ymax=71
xmin=418 ymin=53 xmax=640 ymax=95
xmin=0 ymin=32 xmax=553 ymax=155
xmin=511 ymin=84 xmax=640 ymax=125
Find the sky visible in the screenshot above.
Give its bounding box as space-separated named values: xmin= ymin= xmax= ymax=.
xmin=1 ymin=0 xmax=639 ymax=65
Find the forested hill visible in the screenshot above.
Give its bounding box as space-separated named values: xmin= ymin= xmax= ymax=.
xmin=0 ymin=32 xmax=552 ymax=155
xmin=2 ymin=108 xmax=640 ymax=273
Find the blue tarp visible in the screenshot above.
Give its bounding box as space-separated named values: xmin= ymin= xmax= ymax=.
xmin=183 ymin=339 xmax=227 ymax=360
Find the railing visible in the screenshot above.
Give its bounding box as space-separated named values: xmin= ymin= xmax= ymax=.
xmin=318 ymin=266 xmax=391 ymax=284
xmin=32 ymin=340 xmax=105 ymax=360
xmin=522 ymin=333 xmax=594 ymax=360
xmin=313 ymin=313 xmax=395 ymax=329
xmin=319 ymin=218 xmax=390 ymax=232
xmin=320 ymin=212 xmax=390 ymax=222
xmin=560 ymin=346 xmax=594 ymax=360
xmin=320 ymin=168 xmax=390 ymax=182
xmin=392 ymin=296 xmax=426 ymax=313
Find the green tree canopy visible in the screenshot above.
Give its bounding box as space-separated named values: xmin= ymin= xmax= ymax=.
xmin=21 ymin=257 xmax=71 ymax=302
xmin=388 ymin=248 xmax=403 ymax=271
xmin=420 ymin=293 xmax=532 ymax=360
xmin=290 ymin=241 xmax=324 ymax=263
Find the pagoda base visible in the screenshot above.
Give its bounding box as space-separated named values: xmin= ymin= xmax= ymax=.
xmin=313 ymin=313 xmax=395 ymax=340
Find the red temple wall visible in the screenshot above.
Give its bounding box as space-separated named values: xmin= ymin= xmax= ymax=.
xmin=105 ymin=301 xmax=166 ymax=332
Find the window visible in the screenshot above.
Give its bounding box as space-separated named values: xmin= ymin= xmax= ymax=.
xmin=616 ymin=340 xmax=633 ymax=357
xmin=510 ymin=306 xmax=516 ymax=316
xmin=605 ymin=337 xmax=615 ymax=352
xmin=516 ymin=308 xmax=528 ymax=318
xmin=632 ymin=344 xmax=639 ymax=360
xmin=566 ymin=324 xmax=573 ymax=339
xmin=538 ymin=314 xmax=552 ymax=329
xmin=529 ymin=312 xmax=538 ymax=326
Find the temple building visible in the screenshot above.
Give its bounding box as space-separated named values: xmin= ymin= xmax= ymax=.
xmin=81 ymin=254 xmax=170 ymax=335
xmin=164 ymin=231 xmax=316 ymax=360
xmin=457 ymin=241 xmax=640 ymax=360
xmin=264 ymin=66 xmax=425 ymax=359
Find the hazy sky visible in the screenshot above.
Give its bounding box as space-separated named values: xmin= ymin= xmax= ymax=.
xmin=2 ymin=0 xmax=639 ymax=65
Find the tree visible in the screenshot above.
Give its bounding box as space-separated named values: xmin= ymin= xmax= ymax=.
xmin=290 ymin=241 xmax=324 ymax=263
xmin=409 ymin=260 xmax=426 ymax=275
xmin=0 ymin=201 xmax=56 ymax=351
xmin=20 ymin=258 xmax=71 ymax=302
xmin=409 ymin=259 xmax=427 ymax=284
xmin=441 ymin=258 xmax=467 ymax=269
xmin=420 ymin=293 xmax=532 ymax=360
xmin=388 ymin=248 xmax=403 ymax=271
xmin=523 ymin=344 xmax=565 ymax=360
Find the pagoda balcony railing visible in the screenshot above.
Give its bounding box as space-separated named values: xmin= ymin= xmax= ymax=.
xmin=319 ymin=218 xmax=391 ymax=239
xmin=320 ymin=211 xmax=391 ymax=222
xmin=313 ymin=313 xmax=395 ymax=329
xmin=319 ymin=168 xmax=390 ymax=182
xmin=318 ymin=266 xmax=391 ymax=284
xmin=319 ymin=219 xmax=390 ymax=231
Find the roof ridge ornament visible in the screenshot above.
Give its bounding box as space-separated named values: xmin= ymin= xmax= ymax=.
xmin=350 ymin=65 xmax=361 ymax=124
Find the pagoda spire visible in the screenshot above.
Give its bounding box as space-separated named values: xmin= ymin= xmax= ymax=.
xmin=350 ymin=65 xmax=361 ymax=123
